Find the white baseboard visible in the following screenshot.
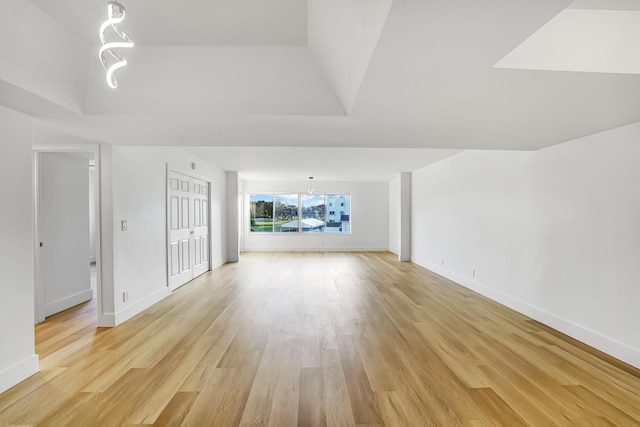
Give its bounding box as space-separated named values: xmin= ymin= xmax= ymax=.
xmin=45 ymin=289 xmax=93 ymax=317
xmin=105 ymin=260 xmax=227 ymax=328
xmin=242 ymin=246 xmax=390 ymax=252
xmin=0 ymin=354 xmax=39 ymax=394
xmin=98 ymin=312 xmax=115 ymax=328
xmin=114 ymin=287 xmax=171 ymax=326
xmin=412 ymin=257 xmax=640 ymax=369
xmin=211 ymin=257 xmax=226 ymax=270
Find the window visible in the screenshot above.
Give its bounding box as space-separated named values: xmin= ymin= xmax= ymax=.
xmin=249 ymin=193 xmax=350 ymax=234
xmin=275 ymin=194 xmax=298 ymax=232
xmin=250 ymin=194 xmax=274 ymax=232
xmin=326 ymin=194 xmax=350 ymax=233
xmin=301 ymin=194 xmax=326 ymax=233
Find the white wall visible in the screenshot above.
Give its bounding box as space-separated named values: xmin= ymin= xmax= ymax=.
xmin=243 ymin=180 xmax=389 ymax=251
xmin=399 ymin=172 xmax=411 ymax=262
xmin=388 ymin=176 xmax=400 ymax=255
xmin=110 ymin=147 xmax=227 ymax=325
xmin=39 ymin=153 xmax=92 ymax=316
xmin=226 ymin=172 xmax=240 ymax=262
xmin=0 ymin=106 xmax=38 ymax=393
xmin=238 ymin=179 xmax=245 ymax=253
xmin=412 ymin=122 xmax=640 ymax=368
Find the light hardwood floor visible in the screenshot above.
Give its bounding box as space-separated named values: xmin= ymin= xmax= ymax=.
xmin=1 ymin=252 xmax=639 ymax=426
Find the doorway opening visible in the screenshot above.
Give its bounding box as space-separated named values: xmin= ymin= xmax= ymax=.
xmin=33 ymin=147 xmax=101 ymax=326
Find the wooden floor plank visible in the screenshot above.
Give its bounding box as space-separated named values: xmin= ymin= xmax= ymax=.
xmin=298 ymin=367 xmax=326 ymax=427
xmin=337 ymin=334 xmax=384 ymax=425
xmin=323 ymin=363 xmax=356 ymax=426
xmin=267 ymin=335 xmax=302 ymax=427
xmin=239 ymin=335 xmax=286 ymax=425
xmin=152 ymin=391 xmax=199 ymax=427
xmin=1 ymin=252 xmax=639 ymax=426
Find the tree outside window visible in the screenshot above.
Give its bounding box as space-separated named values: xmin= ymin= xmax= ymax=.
xmin=250 ymin=194 xmax=274 ymax=232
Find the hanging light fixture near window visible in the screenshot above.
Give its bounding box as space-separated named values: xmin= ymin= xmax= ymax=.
xmin=308 ymin=177 xmax=315 ymax=194
xmin=99 ymin=1 xmax=134 ymax=89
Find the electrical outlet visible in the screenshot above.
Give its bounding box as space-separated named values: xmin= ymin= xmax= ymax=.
xmin=441 ymin=259 xmax=445 ymax=266
xmin=121 ymin=220 xmax=128 ymax=231
xmin=122 ymin=291 xmax=129 ymax=302
xmin=473 ymin=270 xmax=476 ymax=278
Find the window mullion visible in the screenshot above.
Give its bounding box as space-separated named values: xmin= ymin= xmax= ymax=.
xmin=298 ymin=193 xmax=302 ymax=232
xmin=323 ymin=194 xmax=327 ymax=233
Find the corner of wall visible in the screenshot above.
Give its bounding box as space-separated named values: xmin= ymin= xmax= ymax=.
xmin=114 ymin=287 xmax=171 ymax=326
xmin=0 ymin=355 xmax=39 ymax=394
xmin=411 ymin=257 xmax=640 ymax=369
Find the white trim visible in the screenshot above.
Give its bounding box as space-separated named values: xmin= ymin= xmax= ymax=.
xmin=211 ymin=257 xmax=226 ymax=270
xmin=114 ymin=287 xmax=170 ymax=326
xmin=166 ymin=165 xmax=213 ymax=291
xmin=167 ymin=164 xmax=214 ymax=184
xmin=44 ymin=289 xmax=93 ymax=317
xmin=33 ymin=144 xmax=100 ymax=153
xmin=165 ymin=163 xmax=171 ymax=288
xmin=247 ymin=192 xmax=352 ymax=235
xmin=0 ymin=355 xmax=39 ymax=394
xmin=97 ymin=145 xmax=113 ymax=328
xmin=116 ymin=257 xmax=226 ymax=326
xmin=33 ymin=152 xmax=45 ymax=323
xmin=33 ymin=145 xmax=103 ymax=327
xmin=242 ymin=246 xmax=389 ymax=252
xmin=98 ymin=313 xmax=115 ymax=328
xmin=412 ymin=257 xmax=640 ymax=369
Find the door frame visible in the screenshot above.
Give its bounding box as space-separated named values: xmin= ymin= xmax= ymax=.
xmin=165 ymin=164 xmax=212 ymax=290
xmin=33 ymin=144 xmax=102 ymax=323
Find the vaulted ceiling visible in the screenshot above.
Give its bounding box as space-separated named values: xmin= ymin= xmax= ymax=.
xmin=2 ymin=0 xmax=639 ymax=180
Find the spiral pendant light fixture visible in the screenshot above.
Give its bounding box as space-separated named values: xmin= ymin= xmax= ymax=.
xmin=308 ymin=177 xmax=315 ymax=195
xmin=99 ymin=1 xmax=134 ymax=89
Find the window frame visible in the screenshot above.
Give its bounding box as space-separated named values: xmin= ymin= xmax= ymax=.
xmin=248 ymin=192 xmax=351 ymax=234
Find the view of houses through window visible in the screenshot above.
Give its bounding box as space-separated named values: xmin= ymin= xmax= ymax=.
xmin=250 ymin=193 xmax=351 ymax=233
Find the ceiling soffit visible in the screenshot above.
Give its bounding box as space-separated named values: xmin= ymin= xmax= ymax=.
xmin=29 ymin=0 xmax=308 ymax=46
